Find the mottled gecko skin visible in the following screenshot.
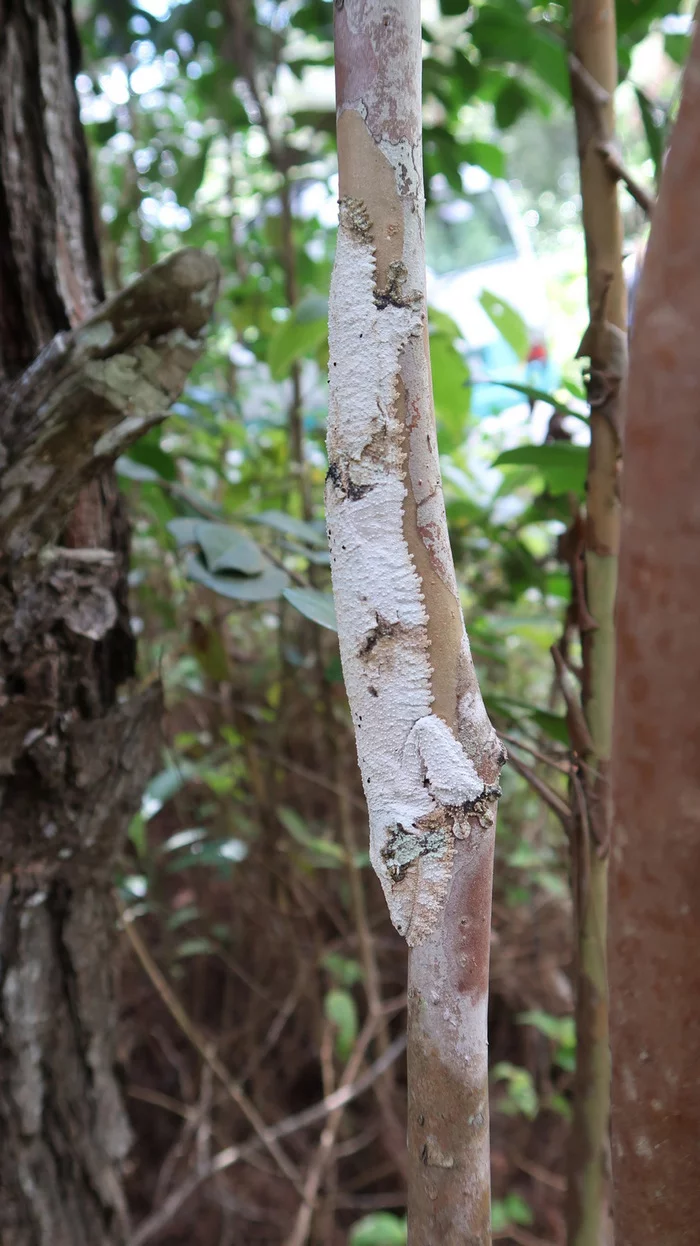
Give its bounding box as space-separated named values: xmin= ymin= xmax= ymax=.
xmin=326 ymin=204 xmax=498 ymax=945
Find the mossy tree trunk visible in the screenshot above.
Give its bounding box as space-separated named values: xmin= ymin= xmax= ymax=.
xmin=0 ymin=4 xmax=217 ymax=1243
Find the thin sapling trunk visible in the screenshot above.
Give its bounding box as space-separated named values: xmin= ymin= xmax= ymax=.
xmin=328 ymin=4 xmax=504 ymax=1241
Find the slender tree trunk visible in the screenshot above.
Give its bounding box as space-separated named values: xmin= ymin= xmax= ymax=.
xmin=608 ymin=26 xmax=700 ymax=1246
xmin=566 ymin=5 xmax=626 ymax=1244
xmin=0 ymin=4 xmax=217 ymax=1243
xmin=328 ymin=4 xmax=504 ymax=1242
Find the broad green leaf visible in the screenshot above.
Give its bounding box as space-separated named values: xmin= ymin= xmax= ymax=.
xmin=127 ymin=434 xmax=177 ymax=481
xmin=479 ymin=291 xmax=529 ymax=361
xmin=665 ymin=33 xmax=690 ymax=66
xmin=321 ymin=952 xmax=363 ymax=987
xmin=175 ymin=937 xmax=216 ymax=959
xmin=166 ymin=905 xmax=200 ymax=931
xmin=324 ymin=987 xmax=359 ymax=1060
xmin=349 ymin=1214 xmax=407 ymax=1246
xmin=529 ymin=30 xmax=571 ymax=101
xmin=461 ymin=139 xmax=505 ymax=179
xmin=160 ymin=828 xmax=207 ymax=853
xmin=195 ymin=522 xmax=265 ymax=575
xmin=186 ymin=554 xmax=289 ymax=601
xmin=495 ymin=80 xmax=531 ymax=129
xmin=430 ymin=331 xmax=471 ymax=452
xmin=177 ymin=135 xmax=213 ymax=204
xmin=167 ymin=517 xmax=200 ymax=546
xmin=491 ymin=1193 xmax=534 ymax=1232
xmin=267 ymin=296 xmax=328 ymax=381
xmin=470 ymin=378 xmax=587 ymax=422
xmin=249 ymin=509 xmax=327 ymax=547
xmin=116 ymin=457 xmax=160 ymax=483
xmin=142 ymin=763 xmax=199 ymax=818
xmin=494 ymin=443 xmax=588 ymax=496
xmin=283 ymin=587 xmax=337 ymax=631
xmin=277 ymin=805 xmax=346 ymax=864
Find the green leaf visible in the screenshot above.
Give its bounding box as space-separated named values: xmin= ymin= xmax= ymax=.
xmin=195 ymin=522 xmax=265 ymax=575
xmin=177 ymin=136 xmax=213 ymax=204
xmin=494 ymin=443 xmax=588 ymax=496
xmin=160 ymin=828 xmax=207 ymax=853
xmin=460 ymin=140 xmax=505 ymax=179
xmin=249 ymin=509 xmax=327 ymax=547
xmin=665 ymin=33 xmax=690 ymax=66
xmin=267 ymin=295 xmax=328 ymax=381
xmin=277 ymin=806 xmax=346 ymax=864
xmin=127 ymin=432 xmax=177 ymax=481
xmin=175 ymin=937 xmax=216 ymax=959
xmin=186 ymin=554 xmax=289 ymax=602
xmin=283 ymin=587 xmax=337 ymax=631
xmin=531 ymin=709 xmax=569 ymax=746
xmin=321 ymin=952 xmax=364 ymax=987
xmin=116 ymin=456 xmax=161 ymax=483
xmin=470 ymin=378 xmax=587 ymax=422
xmin=479 ymin=291 xmax=529 ymax=361
xmin=167 ymin=517 xmax=200 ymax=546
xmin=324 ymin=987 xmax=359 ymax=1060
xmin=495 ymin=80 xmax=531 ymax=129
xmin=530 ymin=30 xmax=570 ymax=101
xmin=349 ymin=1213 xmax=407 ymax=1246
xmin=429 ymin=325 xmax=471 ymax=453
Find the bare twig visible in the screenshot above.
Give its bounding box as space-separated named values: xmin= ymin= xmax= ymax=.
xmin=598 ymin=140 xmax=655 ymax=214
xmin=569 ymin=52 xmax=610 ymax=108
xmin=500 ymin=731 xmax=571 ymax=773
xmin=283 ymin=1010 xmax=388 ymax=1246
xmin=128 ymin=1028 xmax=407 ymax=1246
xmin=119 ymin=904 xmax=301 ymax=1190
xmin=507 ymin=753 xmax=572 ymax=828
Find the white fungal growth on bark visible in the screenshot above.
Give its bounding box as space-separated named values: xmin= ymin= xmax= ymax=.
xmin=326 ymin=200 xmax=497 ymax=945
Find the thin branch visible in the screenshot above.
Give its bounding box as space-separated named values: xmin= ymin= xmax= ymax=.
xmin=569 ymin=52 xmax=610 ymax=109
xmin=551 ymin=642 xmax=594 ymax=756
xmin=507 ymin=753 xmax=572 ymax=828
xmin=119 ymin=904 xmax=301 ymax=1191
xmin=128 ymin=1027 xmax=407 ymax=1246
xmin=500 ymin=731 xmax=571 ymax=773
xmin=598 ymin=140 xmax=655 ymax=215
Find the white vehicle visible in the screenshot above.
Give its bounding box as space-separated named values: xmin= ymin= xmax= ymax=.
xmin=425 ymin=166 xmax=557 ymax=419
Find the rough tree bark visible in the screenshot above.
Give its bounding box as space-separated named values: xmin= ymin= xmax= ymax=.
xmin=0 ymin=4 xmax=218 ymax=1243
xmin=327 ymin=4 xmax=504 ymax=1242
xmin=564 ymin=6 xmax=626 ymax=1245
xmin=608 ymin=26 xmax=700 ymax=1246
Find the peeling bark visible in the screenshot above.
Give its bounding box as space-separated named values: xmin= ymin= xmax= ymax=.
xmin=609 ymin=26 xmax=700 ymax=1246
xmin=0 ymin=4 xmax=218 ymax=1242
xmin=328 ymin=4 xmax=504 ymax=1240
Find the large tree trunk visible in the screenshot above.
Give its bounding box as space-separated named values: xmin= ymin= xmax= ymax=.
xmin=328 ymin=4 xmax=504 ymax=1242
xmin=608 ymin=24 xmax=700 ymax=1246
xmin=0 ymin=4 xmax=217 ymax=1242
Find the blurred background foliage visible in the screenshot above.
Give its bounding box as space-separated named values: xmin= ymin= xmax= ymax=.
xmin=72 ymin=1 xmax=689 ymax=1242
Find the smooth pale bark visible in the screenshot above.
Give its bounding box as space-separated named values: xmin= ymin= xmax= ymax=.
xmin=328 ymin=4 xmax=504 ymax=1241
xmin=609 ymin=28 xmax=700 ymax=1246
xmin=566 ymin=4 xmax=626 ymax=1243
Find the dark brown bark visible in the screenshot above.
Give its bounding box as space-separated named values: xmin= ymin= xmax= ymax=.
xmin=609 ymin=23 xmax=700 ymax=1246
xmin=0 ymin=4 xmax=218 ymax=1242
